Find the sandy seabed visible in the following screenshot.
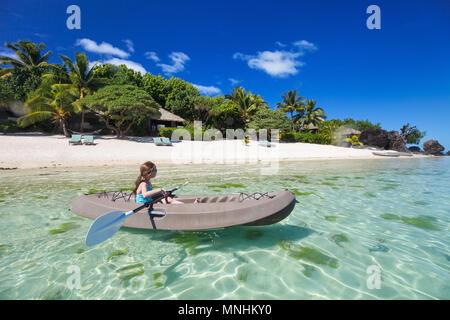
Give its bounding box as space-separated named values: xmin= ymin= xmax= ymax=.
xmin=0 ymin=133 xmax=430 ymax=169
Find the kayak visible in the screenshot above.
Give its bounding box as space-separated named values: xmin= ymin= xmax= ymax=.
xmin=372 ymin=151 xmax=412 ymax=157
xmin=71 ymin=190 xmax=297 ymax=231
xmin=372 ymin=152 xmax=400 ymax=157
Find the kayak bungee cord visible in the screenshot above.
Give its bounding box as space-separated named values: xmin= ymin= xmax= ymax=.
xmin=238 ymin=192 xmax=276 ymax=202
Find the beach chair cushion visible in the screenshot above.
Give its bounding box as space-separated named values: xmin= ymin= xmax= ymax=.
xmin=153 ymin=137 xmax=164 ymax=146
xmin=83 ymin=135 xmax=95 ymax=145
xmin=69 ymin=135 xmax=82 ymax=144
xmin=161 ymin=137 xmax=172 ymax=146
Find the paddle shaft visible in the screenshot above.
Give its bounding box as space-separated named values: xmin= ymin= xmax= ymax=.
xmin=125 ymin=185 xmax=181 ymax=216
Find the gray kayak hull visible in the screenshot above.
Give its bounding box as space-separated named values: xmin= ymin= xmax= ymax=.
xmin=372 ymin=151 xmax=413 ymax=157
xmin=70 ymin=190 xmax=297 ymax=230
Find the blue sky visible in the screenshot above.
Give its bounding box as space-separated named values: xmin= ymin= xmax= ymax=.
xmin=1 ymin=0 xmax=449 ymax=148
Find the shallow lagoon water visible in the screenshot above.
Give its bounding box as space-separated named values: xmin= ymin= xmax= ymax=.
xmin=0 ymin=158 xmax=449 ymax=299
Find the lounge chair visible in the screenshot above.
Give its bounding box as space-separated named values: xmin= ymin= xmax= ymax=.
xmin=153 ymin=137 xmax=165 ymax=146
xmin=69 ymin=134 xmax=82 ymax=145
xmin=161 ymin=137 xmax=173 ymax=146
xmin=83 ymin=135 xmax=95 ymax=145
xmin=259 ymin=140 xmax=271 ymax=147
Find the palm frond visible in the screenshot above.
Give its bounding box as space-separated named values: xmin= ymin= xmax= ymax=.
xmin=17 ymin=111 xmax=54 ymax=127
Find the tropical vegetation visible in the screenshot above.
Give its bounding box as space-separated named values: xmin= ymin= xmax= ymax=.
xmin=276 ymin=90 xmax=305 ymax=131
xmin=17 ymin=83 xmax=78 ymax=137
xmin=400 ymin=123 xmax=426 ymax=145
xmin=79 ymin=85 xmax=160 ymax=139
xmin=1 ymin=39 xmax=417 ymax=146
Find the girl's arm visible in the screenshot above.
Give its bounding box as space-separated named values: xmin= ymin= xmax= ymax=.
xmin=141 ymin=183 xmax=163 ymax=198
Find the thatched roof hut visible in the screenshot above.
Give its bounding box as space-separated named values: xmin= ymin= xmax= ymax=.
xmin=148 ymin=108 xmax=185 ymax=135
xmin=338 ymin=128 xmax=361 ymax=136
xmin=301 ymin=123 xmax=318 ymax=130
xmin=156 ymin=108 xmax=185 ymax=123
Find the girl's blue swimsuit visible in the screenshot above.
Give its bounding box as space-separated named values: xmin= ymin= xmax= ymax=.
xmin=136 ymin=183 xmax=152 ymax=203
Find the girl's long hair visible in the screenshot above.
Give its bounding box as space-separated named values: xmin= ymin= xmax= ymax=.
xmin=133 ymin=161 xmax=156 ymax=195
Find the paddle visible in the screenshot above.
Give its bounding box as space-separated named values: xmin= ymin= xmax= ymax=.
xmin=85 ymin=182 xmax=188 ymax=246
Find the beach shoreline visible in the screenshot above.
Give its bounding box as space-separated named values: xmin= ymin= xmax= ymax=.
xmin=0 ymin=133 xmax=434 ymax=170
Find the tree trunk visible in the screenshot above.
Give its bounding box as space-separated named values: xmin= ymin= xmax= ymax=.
xmin=62 ymin=119 xmax=69 ymax=137
xmin=80 ymin=107 xmax=85 ymax=133
xmin=290 ymin=112 xmax=295 ymax=131
xmin=104 ymin=119 xmax=120 ymax=138
xmin=80 ymin=90 xmax=85 ymax=133
xmin=123 ymin=119 xmax=137 ymax=138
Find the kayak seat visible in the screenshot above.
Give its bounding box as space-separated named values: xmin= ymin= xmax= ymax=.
xmin=218 ymin=196 xmax=228 ymax=202
xmin=208 ymin=197 xmax=219 ymax=203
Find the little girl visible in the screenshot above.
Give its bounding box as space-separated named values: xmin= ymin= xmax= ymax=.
xmin=133 ymin=161 xmax=184 ymax=204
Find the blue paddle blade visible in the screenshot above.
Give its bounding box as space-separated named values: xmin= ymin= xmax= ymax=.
xmin=85 ymin=210 xmax=127 ymax=246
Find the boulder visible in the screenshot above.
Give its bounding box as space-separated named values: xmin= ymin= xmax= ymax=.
xmin=423 ymin=140 xmax=444 ymax=155
xmin=447 ymin=150 xmax=450 ymax=156
xmin=359 ymin=128 xmax=390 ymax=149
xmin=408 ymin=146 xmax=422 ymax=153
xmin=387 ymin=131 xmax=408 ymax=152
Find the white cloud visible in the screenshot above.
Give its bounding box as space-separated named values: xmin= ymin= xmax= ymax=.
xmin=234 ymin=50 xmax=303 ymax=78
xmin=102 ymin=58 xmax=147 ymax=74
xmin=233 ymin=40 xmax=316 ymax=78
xmin=157 ymin=52 xmax=190 ymax=74
xmin=123 ymin=39 xmax=134 ymax=53
xmin=228 ymin=78 xmax=241 ymax=86
xmin=75 ymin=38 xmax=130 ymax=58
xmin=33 ymin=33 xmax=49 ymax=39
xmin=292 ymin=40 xmax=317 ymax=51
xmin=144 ymin=51 xmax=160 ymax=62
xmin=193 ymin=84 xmax=222 ymax=96
xmin=275 ymin=41 xmax=287 ymax=48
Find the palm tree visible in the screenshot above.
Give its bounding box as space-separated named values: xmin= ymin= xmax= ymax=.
xmin=295 ymin=99 xmax=326 ymax=129
xmin=0 ymin=41 xmax=52 ymax=77
xmin=276 ymin=90 xmax=304 ymax=131
xmin=249 ymin=93 xmax=268 ymax=110
xmin=225 ymin=86 xmax=267 ymax=125
xmin=17 ymin=83 xmax=79 ymax=137
xmin=59 ymin=52 xmax=106 ymax=132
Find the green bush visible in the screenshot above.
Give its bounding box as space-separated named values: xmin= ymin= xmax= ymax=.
xmin=0 ymin=121 xmax=19 ymax=133
xmin=295 ymin=132 xmax=328 ymax=144
xmin=280 ymin=131 xmax=331 ymax=144
xmin=158 ymin=127 xmax=179 ymax=138
xmin=279 ymin=132 xmax=297 ymax=142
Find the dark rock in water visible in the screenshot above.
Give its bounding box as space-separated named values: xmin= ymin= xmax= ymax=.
xmin=359 ymin=128 xmax=390 ymax=149
xmin=423 ymin=140 xmax=445 ymax=155
xmin=408 ymin=146 xmax=422 ymax=153
xmin=369 ymin=243 xmax=390 ymax=253
xmin=387 ymin=131 xmax=408 ymax=152
xmin=446 ymin=151 xmax=450 ymax=156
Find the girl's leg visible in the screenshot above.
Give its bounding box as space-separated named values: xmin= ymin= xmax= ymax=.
xmin=169 ymin=197 xmax=184 ymax=204
xmin=161 ymin=197 xmax=183 ymax=204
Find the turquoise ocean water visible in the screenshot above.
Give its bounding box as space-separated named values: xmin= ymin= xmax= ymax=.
xmin=0 ymin=158 xmax=449 ymax=299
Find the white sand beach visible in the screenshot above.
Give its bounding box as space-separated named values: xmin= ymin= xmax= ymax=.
xmin=0 ymin=133 xmax=430 ymax=169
